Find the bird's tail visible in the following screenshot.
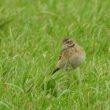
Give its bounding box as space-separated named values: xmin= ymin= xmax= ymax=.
xmin=52 ymin=68 xmax=60 ymax=74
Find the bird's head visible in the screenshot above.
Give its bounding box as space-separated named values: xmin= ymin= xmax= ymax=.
xmin=62 ymin=38 xmax=75 ymax=49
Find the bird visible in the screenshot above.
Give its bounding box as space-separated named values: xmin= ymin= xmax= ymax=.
xmin=52 ymin=38 xmax=86 ymax=74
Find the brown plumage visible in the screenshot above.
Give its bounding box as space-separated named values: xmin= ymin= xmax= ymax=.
xmin=52 ymin=38 xmax=86 ymax=74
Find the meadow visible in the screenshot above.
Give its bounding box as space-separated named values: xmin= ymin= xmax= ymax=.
xmin=0 ymin=0 xmax=110 ymax=110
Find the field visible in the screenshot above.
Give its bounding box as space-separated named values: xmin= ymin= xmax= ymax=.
xmin=0 ymin=0 xmax=110 ymax=110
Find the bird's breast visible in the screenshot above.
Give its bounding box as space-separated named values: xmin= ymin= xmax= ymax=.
xmin=69 ymin=48 xmax=86 ymax=68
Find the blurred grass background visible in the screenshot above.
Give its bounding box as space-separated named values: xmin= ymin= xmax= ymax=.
xmin=0 ymin=0 xmax=110 ymax=110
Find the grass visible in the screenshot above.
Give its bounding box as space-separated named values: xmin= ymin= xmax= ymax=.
xmin=0 ymin=0 xmax=110 ymax=109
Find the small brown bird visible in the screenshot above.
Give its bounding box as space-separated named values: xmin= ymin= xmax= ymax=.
xmin=52 ymin=38 xmax=86 ymax=74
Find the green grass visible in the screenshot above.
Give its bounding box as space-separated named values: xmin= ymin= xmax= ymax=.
xmin=0 ymin=0 xmax=110 ymax=109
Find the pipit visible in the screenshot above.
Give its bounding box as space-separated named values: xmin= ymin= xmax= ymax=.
xmin=52 ymin=38 xmax=86 ymax=74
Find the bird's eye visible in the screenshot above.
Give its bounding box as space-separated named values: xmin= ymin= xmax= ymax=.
xmin=69 ymin=41 xmax=73 ymax=44
xmin=67 ymin=41 xmax=70 ymax=43
xmin=67 ymin=40 xmax=72 ymax=44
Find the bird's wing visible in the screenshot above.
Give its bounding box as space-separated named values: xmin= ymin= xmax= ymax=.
xmin=56 ymin=48 xmax=69 ymax=68
xmin=52 ymin=49 xmax=66 ymax=74
xmin=58 ymin=48 xmax=67 ymax=60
